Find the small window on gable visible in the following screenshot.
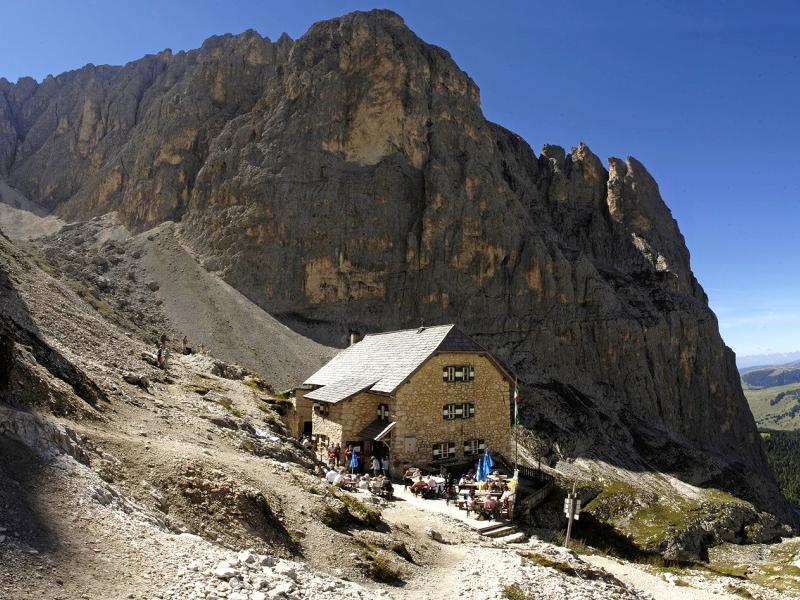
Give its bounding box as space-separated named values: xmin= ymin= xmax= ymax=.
xmin=464 ymin=438 xmax=485 ymax=456
xmin=432 ymin=441 xmax=456 ymax=460
xmin=442 ymin=365 xmax=475 ymax=383
xmin=377 ymin=403 xmax=390 ymax=421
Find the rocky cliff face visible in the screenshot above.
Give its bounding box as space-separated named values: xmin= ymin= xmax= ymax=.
xmin=0 ymin=10 xmax=790 ymax=519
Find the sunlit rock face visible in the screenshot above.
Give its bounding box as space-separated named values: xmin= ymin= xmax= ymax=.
xmin=0 ymin=9 xmax=790 ymax=520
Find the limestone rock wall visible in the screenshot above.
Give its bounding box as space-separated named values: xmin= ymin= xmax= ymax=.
xmin=0 ymin=10 xmax=790 ymax=519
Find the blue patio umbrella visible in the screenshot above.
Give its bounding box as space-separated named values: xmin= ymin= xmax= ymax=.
xmin=349 ymin=449 xmax=359 ymax=474
xmin=482 ymin=449 xmax=494 ymax=475
xmin=476 ymin=454 xmax=487 ymax=481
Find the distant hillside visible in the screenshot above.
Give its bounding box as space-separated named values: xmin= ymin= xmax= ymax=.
xmin=742 ymin=359 xmax=800 ymax=431
xmin=762 ymin=430 xmax=800 ymax=506
xmin=745 ymin=383 xmax=800 ymax=431
xmin=742 ymin=365 xmax=800 ymax=388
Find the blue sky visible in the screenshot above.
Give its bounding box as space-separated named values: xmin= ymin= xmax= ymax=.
xmin=2 ymin=1 xmax=798 ymax=359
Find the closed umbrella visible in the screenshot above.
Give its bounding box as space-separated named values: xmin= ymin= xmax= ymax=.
xmin=349 ymin=449 xmax=359 ymax=474
xmin=476 ymin=455 xmax=487 ymax=481
xmin=482 ymin=449 xmax=494 ymax=475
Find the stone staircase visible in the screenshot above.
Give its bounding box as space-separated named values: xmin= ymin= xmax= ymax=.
xmin=472 ymin=519 xmax=527 ymax=544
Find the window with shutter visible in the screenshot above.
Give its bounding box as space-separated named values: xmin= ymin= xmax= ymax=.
xmin=464 ymin=438 xmax=485 ymax=456
xmin=377 ymin=403 xmax=390 ymax=421
xmin=432 ymin=441 xmax=455 ymax=460
xmin=443 ymin=364 xmax=475 ymax=383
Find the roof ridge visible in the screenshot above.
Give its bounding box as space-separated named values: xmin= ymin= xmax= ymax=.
xmin=362 ymin=323 xmax=454 ymax=338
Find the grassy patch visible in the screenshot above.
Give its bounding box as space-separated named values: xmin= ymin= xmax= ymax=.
xmin=257 ymin=405 xmax=283 ymax=428
xmin=389 ymin=542 xmax=415 ymax=563
xmin=724 ymin=584 xmax=755 ymax=599
xmin=524 ymin=553 xmax=577 ymax=576
xmin=352 ymin=539 xmax=403 ymax=584
xmin=581 ymin=478 xmax=747 ymax=555
xmin=338 ymin=491 xmax=382 ymax=528
xmin=210 ymin=396 xmax=242 ymax=418
xmin=501 ymin=584 xmax=530 ymax=600
xmin=320 ymin=488 xmax=383 ymax=530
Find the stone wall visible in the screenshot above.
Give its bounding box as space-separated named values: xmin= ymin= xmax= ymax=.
xmin=390 ymin=352 xmax=511 ymax=472
xmin=311 ymin=391 xmax=391 ymax=452
xmin=288 ymin=393 xmax=314 ymax=438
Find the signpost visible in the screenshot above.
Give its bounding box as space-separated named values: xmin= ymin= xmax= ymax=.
xmin=563 ymin=483 xmax=581 ymax=548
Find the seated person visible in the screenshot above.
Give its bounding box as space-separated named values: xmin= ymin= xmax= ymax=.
xmin=483 ymin=496 xmax=499 ymax=515
xmin=403 ymin=467 xmax=420 ymax=490
xmin=410 ymin=479 xmax=430 ymax=496
xmin=325 ymin=468 xmax=339 ymax=484
xmin=358 ymin=475 xmax=370 ymax=490
xmin=465 ymin=489 xmax=476 ymax=512
xmin=381 ymin=477 xmax=394 ymax=494
xmin=427 ymin=475 xmax=439 ymax=494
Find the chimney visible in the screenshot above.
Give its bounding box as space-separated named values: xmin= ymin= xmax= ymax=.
xmin=349 ymin=331 xmax=362 ymax=346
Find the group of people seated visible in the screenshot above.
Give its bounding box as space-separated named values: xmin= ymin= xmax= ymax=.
xmin=315 ymin=463 xmax=356 ymax=488
xmin=357 ymin=473 xmax=394 ymax=498
xmin=403 ymin=468 xmax=447 ymax=499
xmin=457 ymin=481 xmax=514 ymax=519
xmin=313 ymin=463 xmax=394 ymax=498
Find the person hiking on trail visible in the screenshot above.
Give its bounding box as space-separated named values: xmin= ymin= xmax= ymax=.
xmin=381 ymin=455 xmax=389 ymax=476
xmin=157 ymin=334 xmax=169 ymax=369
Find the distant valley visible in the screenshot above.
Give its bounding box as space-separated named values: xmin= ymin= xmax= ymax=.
xmin=741 ymin=359 xmax=800 ymax=431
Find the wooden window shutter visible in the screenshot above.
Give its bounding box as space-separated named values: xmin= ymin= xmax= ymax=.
xmin=432 ymin=444 xmax=441 ymax=458
xmin=448 ymin=442 xmax=456 ymax=458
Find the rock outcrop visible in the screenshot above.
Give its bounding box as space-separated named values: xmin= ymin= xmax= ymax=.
xmin=0 ymin=10 xmax=792 ymax=521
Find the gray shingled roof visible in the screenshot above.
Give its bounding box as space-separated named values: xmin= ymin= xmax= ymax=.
xmin=304 ymin=375 xmax=378 ymax=403
xmin=303 ymin=324 xmax=504 ymax=403
xmin=357 ymin=419 xmax=397 ymax=441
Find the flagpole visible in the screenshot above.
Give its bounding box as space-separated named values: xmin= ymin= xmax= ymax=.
xmin=514 ymin=378 xmax=518 ymax=477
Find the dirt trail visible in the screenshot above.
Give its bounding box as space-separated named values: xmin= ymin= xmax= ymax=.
xmin=584 ymin=555 xmax=735 ymax=600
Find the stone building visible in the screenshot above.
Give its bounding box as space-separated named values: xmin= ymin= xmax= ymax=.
xmin=295 ymin=325 xmax=513 ymax=475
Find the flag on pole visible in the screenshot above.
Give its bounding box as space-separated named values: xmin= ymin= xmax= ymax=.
xmin=513 ymin=380 xmax=519 ymax=425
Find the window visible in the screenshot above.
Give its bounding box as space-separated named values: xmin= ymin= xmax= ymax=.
xmin=464 ymin=438 xmax=485 ymax=456
xmin=377 ymin=403 xmax=390 ymax=421
xmin=404 ymin=436 xmax=416 ymax=453
xmin=442 ymin=403 xmax=475 ymax=420
xmin=443 ymin=365 xmax=475 ymax=383
xmin=432 ymin=441 xmax=456 ymax=460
